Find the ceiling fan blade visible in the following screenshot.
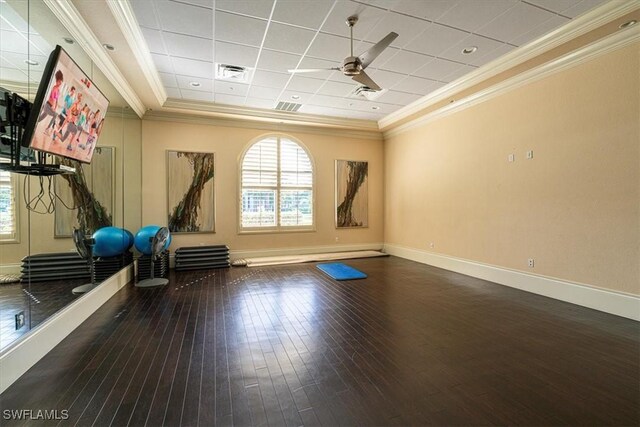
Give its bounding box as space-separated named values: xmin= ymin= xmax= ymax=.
xmin=352 ymin=71 xmax=381 ymax=91
xmin=288 ymin=67 xmax=340 ymax=73
xmin=358 ymin=32 xmax=398 ymax=69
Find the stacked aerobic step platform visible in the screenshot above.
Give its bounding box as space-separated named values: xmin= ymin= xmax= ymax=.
xmin=137 ymin=250 xmax=170 ymax=280
xmin=93 ymin=252 xmax=134 ymax=283
xmin=21 ymin=252 xmax=89 ymax=282
xmin=175 ymin=245 xmax=229 ymax=271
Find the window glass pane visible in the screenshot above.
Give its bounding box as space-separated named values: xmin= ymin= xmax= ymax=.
xmin=280 ymin=189 xmax=312 ymax=227
xmin=280 ymin=138 xmax=312 ymax=188
xmin=0 ymin=170 xmax=14 ymax=237
xmin=241 ymin=189 xmax=276 ymax=227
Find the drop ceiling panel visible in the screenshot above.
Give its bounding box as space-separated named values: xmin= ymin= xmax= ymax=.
xmin=130 ymin=0 xmax=609 ymax=121
xmin=271 ymin=0 xmax=335 ymax=29
xmin=215 ymin=11 xmax=267 ymax=47
xmin=392 ymin=76 xmax=445 ymax=95
xmin=316 ymin=80 xmax=355 ymax=97
xmin=214 ymin=41 xmax=259 ymax=68
xmin=140 ymin=27 xmax=167 ymax=54
xmin=171 ymin=56 xmax=213 ymax=79
xmin=476 ymin=1 xmax=556 ymax=42
xmin=164 ymin=32 xmax=213 ymax=62
xmin=215 ymin=0 xmax=275 ymax=20
xmin=389 ymin=0 xmax=459 ymax=21
xmin=511 ymin=15 xmax=569 ymax=46
xmin=439 ymin=34 xmax=506 ymax=66
xmin=286 ymin=75 xmax=324 ymax=93
xmin=129 ymin=0 xmax=160 ymax=29
xmin=263 ymin=22 xmax=316 ymax=54
xmin=379 ymin=50 xmax=432 ymax=75
xmin=257 ymin=49 xmax=301 ymax=72
xmin=176 ymin=75 xmax=213 ymax=91
xmin=251 ymin=70 xmax=290 ymax=88
xmin=158 ymin=71 xmax=178 ymax=87
xmin=165 ymin=87 xmax=182 ymax=98
xmin=0 ymin=67 xmax=28 ymax=82
xmin=307 ymin=32 xmax=350 ymax=61
xmin=180 ymin=88 xmax=214 ymax=102
xmin=413 ymin=58 xmax=464 ymax=82
xmin=321 ymin=2 xmax=386 ymax=37
xmin=215 ymin=93 xmax=247 ymax=105
xmin=245 ymin=97 xmax=276 ymax=109
xmin=405 ymin=23 xmax=470 ymax=57
xmin=151 ymin=53 xmax=173 ymax=73
xmin=0 ymin=30 xmax=28 ymax=54
xmin=247 ymin=85 xmax=282 ymax=100
xmin=363 ymin=11 xmax=427 ymax=48
xmin=377 ymin=90 xmax=422 ymax=105
xmin=154 ymin=1 xmax=213 ymax=39
xmin=438 ymin=0 xmax=517 ymax=33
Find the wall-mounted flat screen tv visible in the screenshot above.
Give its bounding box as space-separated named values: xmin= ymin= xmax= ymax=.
xmin=22 ymin=45 xmax=109 ymax=164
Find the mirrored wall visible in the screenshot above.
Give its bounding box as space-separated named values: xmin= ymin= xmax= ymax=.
xmin=0 ymin=0 xmax=141 ymax=350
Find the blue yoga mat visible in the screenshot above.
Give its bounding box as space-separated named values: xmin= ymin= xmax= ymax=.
xmin=316 ymin=263 xmax=367 ymax=280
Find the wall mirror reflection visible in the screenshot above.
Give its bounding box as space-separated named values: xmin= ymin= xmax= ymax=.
xmin=0 ymin=0 xmax=141 ymax=351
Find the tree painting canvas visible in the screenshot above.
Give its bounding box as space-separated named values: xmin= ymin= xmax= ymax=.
xmin=167 ymin=151 xmax=215 ymax=233
xmin=336 ymin=160 xmax=368 ymax=228
xmin=54 ymin=146 xmax=113 ymax=237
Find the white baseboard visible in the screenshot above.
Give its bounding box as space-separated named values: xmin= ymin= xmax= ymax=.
xmin=0 ymin=265 xmax=134 ymax=394
xmin=0 ymin=264 xmax=20 ymax=275
xmin=384 ymin=244 xmax=639 ymax=321
xmin=230 ymin=243 xmax=384 ymax=261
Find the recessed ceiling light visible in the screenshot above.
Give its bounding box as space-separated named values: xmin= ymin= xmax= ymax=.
xmin=24 ymin=59 xmax=39 ymax=66
xmin=63 ymin=37 xmax=74 ymax=44
xmin=291 ymin=94 xmax=300 ymax=100
xmin=102 ymin=43 xmax=115 ymax=51
xmin=462 ymin=46 xmax=478 ymax=55
xmin=189 ymin=81 xmax=201 ymax=87
xmin=371 ymin=106 xmax=380 ymax=110
xmin=619 ymin=20 xmax=637 ymax=29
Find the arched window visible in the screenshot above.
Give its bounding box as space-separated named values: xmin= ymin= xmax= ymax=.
xmin=240 ymin=135 xmax=313 ymax=231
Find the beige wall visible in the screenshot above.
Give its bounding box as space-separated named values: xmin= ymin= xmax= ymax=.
xmin=0 ymin=113 xmax=142 ymax=266
xmin=141 ymin=120 xmax=383 ymax=253
xmin=384 ymin=43 xmax=640 ymax=295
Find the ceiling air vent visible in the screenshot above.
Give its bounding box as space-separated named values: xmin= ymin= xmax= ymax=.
xmin=350 ymin=85 xmax=387 ymax=101
xmin=215 ymin=63 xmax=251 ymax=83
xmin=275 ymin=101 xmax=302 ymax=112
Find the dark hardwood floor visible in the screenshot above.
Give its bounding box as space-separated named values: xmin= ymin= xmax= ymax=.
xmin=1 ymin=256 xmax=638 ymax=426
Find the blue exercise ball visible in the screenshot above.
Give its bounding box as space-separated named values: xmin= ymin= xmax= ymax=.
xmin=92 ymin=226 xmax=131 ymax=257
xmin=124 ymin=229 xmax=134 ymax=250
xmin=134 ymin=225 xmax=171 ymax=255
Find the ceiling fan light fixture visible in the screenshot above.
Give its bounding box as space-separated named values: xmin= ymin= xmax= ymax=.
xmin=619 ymin=20 xmax=637 ymax=29
xmin=462 ymin=46 xmax=478 ymax=55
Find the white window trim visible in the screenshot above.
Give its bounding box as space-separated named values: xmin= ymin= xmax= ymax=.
xmin=0 ymin=168 xmax=20 ymax=244
xmin=238 ymin=134 xmax=316 ymax=234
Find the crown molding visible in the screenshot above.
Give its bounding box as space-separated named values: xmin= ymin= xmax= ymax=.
xmin=144 ymin=109 xmax=383 ymax=141
xmin=384 ymin=26 xmax=640 ymax=140
xmin=106 ymin=0 xmax=167 ymax=106
xmin=378 ymin=0 xmax=640 ymax=130
xmin=42 ymin=0 xmax=146 ymax=118
xmin=161 ymin=98 xmax=381 ymax=132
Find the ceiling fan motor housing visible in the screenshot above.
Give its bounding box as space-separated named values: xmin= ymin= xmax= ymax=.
xmin=342 ymin=56 xmax=362 ymax=75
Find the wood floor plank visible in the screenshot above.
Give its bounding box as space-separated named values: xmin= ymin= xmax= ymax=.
xmin=1 ymin=257 xmax=638 ymax=426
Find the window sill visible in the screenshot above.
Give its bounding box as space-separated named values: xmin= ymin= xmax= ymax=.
xmin=238 ymin=227 xmax=316 ymax=235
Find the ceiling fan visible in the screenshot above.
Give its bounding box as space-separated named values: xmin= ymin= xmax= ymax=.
xmin=288 ymin=16 xmax=398 ymax=91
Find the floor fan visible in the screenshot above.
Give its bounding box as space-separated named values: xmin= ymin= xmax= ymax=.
xmin=135 ymin=227 xmax=169 ymax=288
xmin=72 ymin=228 xmax=97 ymax=294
